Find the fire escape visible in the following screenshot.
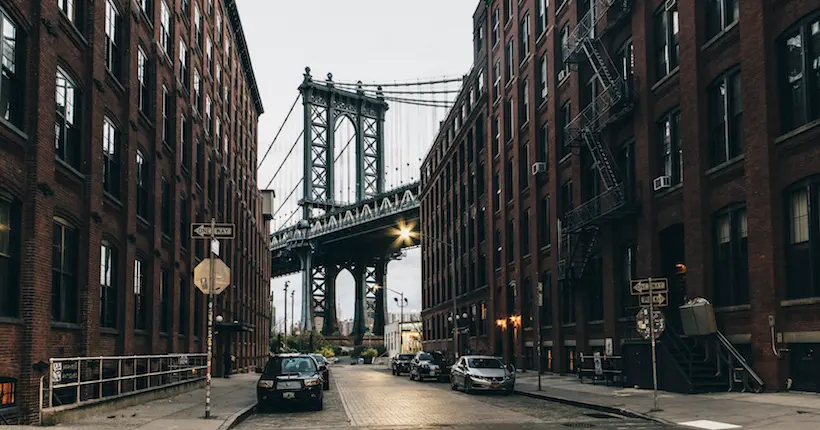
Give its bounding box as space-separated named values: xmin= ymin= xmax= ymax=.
xmin=557 ymin=0 xmax=636 ymax=282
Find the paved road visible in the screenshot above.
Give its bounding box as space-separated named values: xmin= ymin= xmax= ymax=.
xmin=237 ymin=364 xmax=671 ymax=429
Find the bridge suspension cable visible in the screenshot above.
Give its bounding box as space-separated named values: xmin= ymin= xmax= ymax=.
xmin=257 ymin=93 xmax=301 ymax=169
xmin=319 ymin=76 xmax=464 ymax=87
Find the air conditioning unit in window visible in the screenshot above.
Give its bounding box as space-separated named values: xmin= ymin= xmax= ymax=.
xmin=532 ymin=162 xmax=547 ymax=175
xmin=558 ymin=69 xmax=567 ymax=82
xmin=653 ymin=175 xmax=672 ymax=191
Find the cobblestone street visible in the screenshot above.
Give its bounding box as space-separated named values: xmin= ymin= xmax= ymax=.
xmin=237 ymin=365 xmax=669 ymax=429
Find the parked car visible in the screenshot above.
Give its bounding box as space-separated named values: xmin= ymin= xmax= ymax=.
xmin=391 ymin=353 xmax=415 ymax=376
xmin=449 ymin=355 xmax=515 ymax=394
xmin=409 ymin=351 xmax=448 ymax=381
xmin=257 ymin=354 xmax=324 ymax=412
xmin=309 ymin=353 xmax=331 ymax=390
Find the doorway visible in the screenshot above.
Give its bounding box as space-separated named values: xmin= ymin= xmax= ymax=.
xmin=659 ymin=224 xmax=685 ymax=330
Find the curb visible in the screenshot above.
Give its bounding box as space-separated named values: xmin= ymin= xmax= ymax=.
xmin=217 ymin=401 xmax=257 ymax=430
xmin=514 ymin=389 xmax=677 ymax=426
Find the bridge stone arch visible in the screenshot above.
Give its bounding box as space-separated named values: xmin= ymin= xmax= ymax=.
xmin=297 ymin=68 xmax=389 ymax=338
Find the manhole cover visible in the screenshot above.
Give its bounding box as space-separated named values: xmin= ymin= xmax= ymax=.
xmin=562 ymin=423 xmax=596 ymax=428
xmin=584 ymin=412 xmax=621 ymax=419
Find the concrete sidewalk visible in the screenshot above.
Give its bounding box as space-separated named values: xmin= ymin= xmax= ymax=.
xmin=513 ymin=371 xmax=820 ymax=429
xmin=10 ymin=373 xmax=258 ymax=430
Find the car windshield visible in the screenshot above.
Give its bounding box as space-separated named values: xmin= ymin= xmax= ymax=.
xmin=263 ymin=356 xmax=317 ymax=377
xmin=398 ymin=354 xmax=414 ymax=360
xmin=468 ymin=358 xmax=505 ymax=369
xmin=418 ymin=352 xmax=444 ymax=363
xmin=310 ymin=354 xmax=326 ymax=365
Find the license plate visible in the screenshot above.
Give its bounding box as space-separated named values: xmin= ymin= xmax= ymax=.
xmin=283 ymin=392 xmax=295 ymax=399
xmin=278 ymin=381 xmax=300 ymax=389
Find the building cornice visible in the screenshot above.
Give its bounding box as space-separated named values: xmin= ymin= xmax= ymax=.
xmin=225 ymin=0 xmax=264 ymax=116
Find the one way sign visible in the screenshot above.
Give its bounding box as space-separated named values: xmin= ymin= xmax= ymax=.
xmin=630 ymin=278 xmax=668 ymax=296
xmin=191 ymin=223 xmax=235 ymax=239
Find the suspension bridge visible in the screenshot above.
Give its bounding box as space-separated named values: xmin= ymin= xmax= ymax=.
xmin=260 ymin=67 xmax=469 ymax=343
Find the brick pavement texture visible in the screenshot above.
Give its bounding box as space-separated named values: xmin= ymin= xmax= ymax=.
xmin=514 ymin=372 xmax=820 ymax=429
xmin=8 ymin=373 xmax=258 ymax=430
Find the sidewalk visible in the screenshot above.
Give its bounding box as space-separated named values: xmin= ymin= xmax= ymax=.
xmin=11 ymin=373 xmax=258 ymax=430
xmin=513 ymin=371 xmax=820 ymax=429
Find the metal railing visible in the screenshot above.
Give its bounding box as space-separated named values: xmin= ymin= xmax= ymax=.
xmin=41 ymin=354 xmax=207 ymax=414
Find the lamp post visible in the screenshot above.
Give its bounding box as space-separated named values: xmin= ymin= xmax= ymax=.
xmin=284 ymin=281 xmax=290 ymax=342
xmin=397 ymin=226 xmax=458 ymax=358
xmin=290 ymin=290 xmax=295 ymax=335
xmin=448 ymin=312 xmax=469 ymax=354
xmin=374 ymin=284 xmax=409 ymax=353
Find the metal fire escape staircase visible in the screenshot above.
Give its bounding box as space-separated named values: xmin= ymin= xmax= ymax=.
xmin=557 ymin=0 xmax=635 ymax=282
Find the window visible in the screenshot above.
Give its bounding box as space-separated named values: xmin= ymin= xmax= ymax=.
xmin=58 ymin=0 xmax=81 ymax=26
xmin=194 ymin=2 xmax=202 ymax=47
xmin=519 ymin=142 xmax=530 ymax=191
xmin=205 ymin=36 xmax=213 ymax=76
xmin=215 ymin=117 xmax=222 ymax=150
xmin=557 ymin=24 xmax=569 ymax=79
xmin=100 ymin=242 xmax=117 ymax=328
xmin=659 ymin=109 xmax=683 ymax=185
xmin=588 ymin=254 xmax=604 ymax=321
xmin=521 ymin=79 xmax=530 ymax=125
xmin=160 ymin=269 xmax=170 ymax=333
xmin=537 ymin=123 xmax=549 ymax=164
xmin=504 ymin=0 xmax=513 ymax=23
xmin=560 ymin=180 xmax=573 ymax=216
xmin=205 ymin=95 xmax=212 ymax=135
xmin=537 ymin=0 xmax=549 ymax=36
xmin=708 ymin=68 xmax=743 ymax=165
xmin=104 ymin=0 xmax=121 ymax=77
xmin=55 ymin=68 xmax=80 ymax=168
xmin=196 ymin=139 xmax=204 ymax=185
xmin=522 ymin=277 xmax=532 ymax=327
xmin=138 ymin=48 xmax=150 ymax=116
xmin=52 ymin=219 xmax=78 ymax=322
xmin=707 ymin=0 xmax=738 ymax=39
xmin=134 ymin=258 xmax=146 ymax=330
xmin=504 ymin=98 xmax=513 ymax=142
xmin=507 ymin=220 xmax=515 ymax=263
xmin=193 ymin=68 xmax=202 ymax=112
xmin=540 ymin=271 xmax=552 ymax=326
xmin=505 ymin=38 xmax=515 ymax=83
xmin=0 ymin=377 xmax=15 ymax=407
xmin=560 ymin=280 xmax=575 ymax=325
xmin=179 ymin=39 xmax=189 ymax=89
xmin=493 ymin=172 xmax=501 ymax=210
xmin=162 ymin=85 xmax=172 ymax=144
xmin=180 ymin=195 xmax=189 ymax=250
xmin=493 ymin=60 xmax=501 ymax=100
xmin=181 ymin=0 xmax=189 ymax=15
xmin=102 ymin=117 xmax=120 ymax=198
xmin=521 ymin=209 xmax=531 ymax=257
xmin=505 ymin=159 xmax=513 ymax=202
xmin=559 ymin=101 xmax=571 ymax=158
xmin=161 ymin=178 xmax=172 ymax=236
xmin=136 ymin=150 xmax=150 ymax=220
xmin=0 ymin=194 xmax=19 ymax=318
xmin=0 ymin=12 xmax=22 ymax=129
xmin=655 ymin=1 xmax=679 ymax=79
xmin=779 ymin=13 xmax=820 ymax=133
xmin=619 ymin=244 xmax=638 ymax=316
xmin=475 ymin=22 xmax=484 ymax=56
xmin=179 ymin=275 xmax=188 ymax=334
xmin=139 ymin=0 xmax=152 ymax=20
xmin=539 ymin=55 xmax=548 ymax=104
xmin=215 ymin=10 xmax=222 ymax=44
xmin=494 ymin=229 xmax=502 ymax=268
xmin=224 ymin=37 xmax=231 ymax=69
xmin=539 ymin=195 xmax=551 ymax=248
xmin=713 ymin=205 xmax=748 ymax=307
xmin=785 ymin=179 xmax=820 ymax=300
xmin=160 ymin=1 xmax=172 ymax=56
xmin=617 ymin=40 xmax=634 ymax=93
xmin=181 ymin=114 xmax=190 ymax=170
xmin=520 ymin=13 xmax=530 ymax=59
xmin=492 ymin=8 xmax=500 ymax=46
xmin=492 ymin=116 xmax=500 ymax=156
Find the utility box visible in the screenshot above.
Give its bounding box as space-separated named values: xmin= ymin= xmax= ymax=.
xmin=261 ymin=190 xmax=275 ymax=221
xmin=679 ymin=299 xmax=717 ymax=336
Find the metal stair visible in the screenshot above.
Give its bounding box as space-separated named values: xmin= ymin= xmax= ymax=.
xmin=557 ymin=225 xmax=599 ymax=281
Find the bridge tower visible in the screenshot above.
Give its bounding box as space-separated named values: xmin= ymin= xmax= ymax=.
xmin=295 ymin=67 xmax=390 ymax=340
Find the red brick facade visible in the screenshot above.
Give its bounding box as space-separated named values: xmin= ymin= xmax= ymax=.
xmin=0 ymin=0 xmax=271 ymax=423
xmin=421 ymin=0 xmax=820 ymax=391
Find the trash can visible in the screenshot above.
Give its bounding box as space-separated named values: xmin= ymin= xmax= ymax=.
xmin=679 ymin=298 xmax=717 ymax=336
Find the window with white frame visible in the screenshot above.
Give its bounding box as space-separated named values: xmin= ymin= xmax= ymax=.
xmin=102 ymin=117 xmax=120 ymax=198
xmin=160 ymin=1 xmax=172 ymax=57
xmin=520 ymin=13 xmax=530 ymax=59
xmin=55 ymin=68 xmax=80 ymax=168
xmin=138 ymin=47 xmax=150 ymax=115
xmin=104 ymin=0 xmax=121 ymax=77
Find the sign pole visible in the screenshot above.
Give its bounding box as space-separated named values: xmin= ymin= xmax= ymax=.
xmin=537 ymin=281 xmax=543 ymax=391
xmin=205 ymin=218 xmax=216 ymax=419
xmin=648 ymin=276 xmax=659 ymax=411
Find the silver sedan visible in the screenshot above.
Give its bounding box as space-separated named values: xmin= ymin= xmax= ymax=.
xmin=449 ymin=355 xmax=515 ymax=394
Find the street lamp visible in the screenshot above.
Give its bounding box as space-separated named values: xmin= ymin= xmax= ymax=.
xmin=394 ymin=223 xmax=459 ymax=358
xmin=374 ymin=284 xmax=410 ymax=353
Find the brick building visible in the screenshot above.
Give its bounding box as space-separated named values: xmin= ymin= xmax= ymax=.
xmin=0 ymin=0 xmax=271 ymax=422
xmin=421 ymin=0 xmax=820 ymax=393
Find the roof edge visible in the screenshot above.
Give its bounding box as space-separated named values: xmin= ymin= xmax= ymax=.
xmin=225 ymin=0 xmax=264 ymax=116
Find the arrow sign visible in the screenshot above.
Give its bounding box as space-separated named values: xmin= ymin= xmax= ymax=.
xmin=191 ymin=222 xmax=235 ymax=239
xmin=630 ymin=278 xmax=668 ymax=296
xmin=639 ymin=292 xmax=668 ymax=307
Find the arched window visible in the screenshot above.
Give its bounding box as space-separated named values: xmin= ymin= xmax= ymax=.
xmin=779 ymin=11 xmax=820 ymax=133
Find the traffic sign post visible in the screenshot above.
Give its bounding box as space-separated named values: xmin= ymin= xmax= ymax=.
xmin=191 ymin=219 xmax=234 ymax=420
xmin=631 ymin=276 xmax=666 ymax=412
xmin=639 ymin=291 xmax=668 ymax=307
xmin=536 ymin=281 xmax=543 ymax=391
xmin=647 ymin=277 xmax=660 ymax=412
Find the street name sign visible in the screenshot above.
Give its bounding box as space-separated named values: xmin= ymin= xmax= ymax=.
xmin=191 ymin=223 xmax=235 ymax=239
xmin=630 ymin=278 xmax=668 ymax=296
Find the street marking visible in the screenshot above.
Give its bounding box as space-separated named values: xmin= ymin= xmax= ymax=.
xmin=678 ymin=419 xmax=741 ymax=429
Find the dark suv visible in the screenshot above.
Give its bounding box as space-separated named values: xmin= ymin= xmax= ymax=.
xmin=391 ymin=353 xmax=415 ymax=376
xmin=257 ymin=354 xmax=324 ymax=412
xmin=409 ymin=351 xmax=448 ymax=381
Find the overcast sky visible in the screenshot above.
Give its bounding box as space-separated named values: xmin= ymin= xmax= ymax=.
xmin=241 ymin=0 xmax=477 ymax=329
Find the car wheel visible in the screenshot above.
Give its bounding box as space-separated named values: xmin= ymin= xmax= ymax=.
xmin=409 ymin=371 xmax=415 ymax=381
xmin=392 ymin=368 xmax=396 ymax=375
xmin=312 ymin=397 xmax=324 ymax=411
xmin=464 ymin=377 xmax=472 ymax=394
xmin=323 ymin=378 xmax=330 ymax=390
xmin=257 ymin=402 xmax=270 ymax=413
xmin=450 ymin=376 xmax=458 ymax=391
